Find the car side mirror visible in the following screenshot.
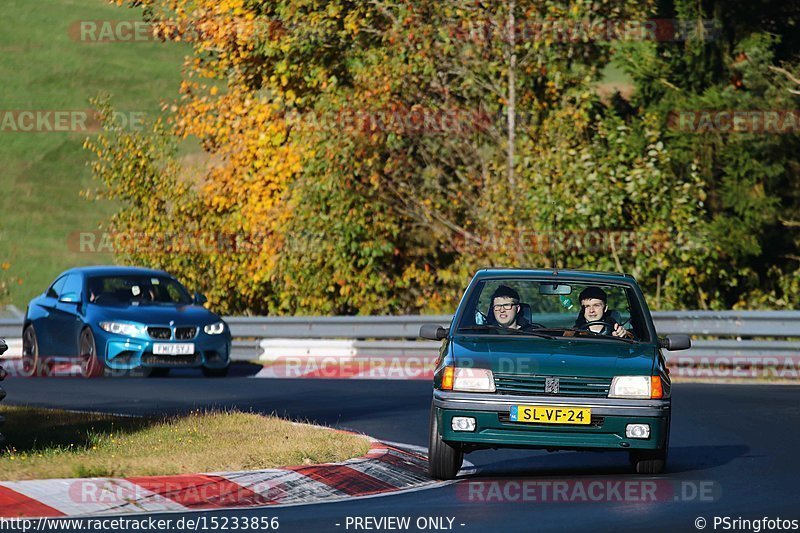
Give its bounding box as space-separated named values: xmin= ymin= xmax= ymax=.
xmin=59 ymin=292 xmax=80 ymax=303
xmin=420 ymin=324 xmax=448 ymax=340
xmin=194 ymin=292 xmax=208 ymax=305
xmin=660 ymin=334 xmax=691 ymax=351
xmin=0 ymin=339 xmax=7 ymax=356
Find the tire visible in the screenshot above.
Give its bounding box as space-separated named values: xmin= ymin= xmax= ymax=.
xmin=631 ymin=418 xmax=670 ymax=474
xmin=202 ymin=365 xmax=229 ymax=378
xmin=428 ymin=403 xmax=463 ymax=480
xmin=630 ymin=448 xmax=667 ymax=474
xmin=22 ymin=325 xmax=43 ymax=377
xmin=79 ymin=328 xmax=104 ymax=378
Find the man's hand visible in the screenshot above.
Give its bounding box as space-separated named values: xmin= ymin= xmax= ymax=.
xmin=612 ymin=323 xmax=632 ymax=338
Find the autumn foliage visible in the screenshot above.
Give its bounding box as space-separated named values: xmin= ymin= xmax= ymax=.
xmin=87 ymin=0 xmax=800 ymax=314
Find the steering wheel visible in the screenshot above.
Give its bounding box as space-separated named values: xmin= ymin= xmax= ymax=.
xmin=526 ymin=322 xmax=547 ymax=329
xmin=576 ymin=320 xmax=612 ymax=335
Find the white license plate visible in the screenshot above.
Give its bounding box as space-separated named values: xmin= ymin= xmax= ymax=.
xmin=152 ymin=343 xmax=195 ymax=355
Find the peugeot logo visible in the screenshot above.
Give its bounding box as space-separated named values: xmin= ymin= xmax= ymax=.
xmin=545 ymin=377 xmax=560 ymax=394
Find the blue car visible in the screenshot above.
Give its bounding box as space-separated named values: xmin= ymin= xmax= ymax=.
xmin=22 ymin=266 xmax=231 ymax=377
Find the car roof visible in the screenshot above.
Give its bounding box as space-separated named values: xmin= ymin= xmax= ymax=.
xmin=60 ymin=265 xmax=175 ymax=278
xmin=473 ymin=268 xmax=635 ymax=284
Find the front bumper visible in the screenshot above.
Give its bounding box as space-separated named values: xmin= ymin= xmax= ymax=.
xmin=98 ymin=333 xmax=231 ymax=370
xmin=434 ymin=390 xmax=670 ymax=451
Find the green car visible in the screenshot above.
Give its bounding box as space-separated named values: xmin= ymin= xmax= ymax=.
xmin=420 ymin=269 xmax=691 ymax=480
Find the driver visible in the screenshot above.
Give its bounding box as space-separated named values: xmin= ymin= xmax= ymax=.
xmin=574 ymin=286 xmax=632 ymax=338
xmin=489 ymin=285 xmax=530 ymax=330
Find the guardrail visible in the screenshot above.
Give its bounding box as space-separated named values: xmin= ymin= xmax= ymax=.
xmin=2 ymin=312 xmax=800 ymax=367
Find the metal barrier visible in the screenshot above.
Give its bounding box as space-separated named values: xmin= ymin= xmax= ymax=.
xmin=2 ymin=312 xmax=799 ymax=365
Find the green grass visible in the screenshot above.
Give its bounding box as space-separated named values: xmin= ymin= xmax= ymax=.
xmin=0 ymin=0 xmax=190 ymax=306
xmin=0 ymin=406 xmax=371 ymax=480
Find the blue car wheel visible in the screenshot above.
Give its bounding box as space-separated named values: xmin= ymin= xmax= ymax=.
xmin=79 ymin=328 xmax=104 ymax=378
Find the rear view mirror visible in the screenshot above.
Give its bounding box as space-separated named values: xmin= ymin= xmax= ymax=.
xmin=539 ymin=283 xmax=572 ymax=295
xmin=660 ymin=334 xmax=691 ymax=351
xmin=59 ymin=292 xmax=80 ymax=303
xmin=420 ymin=324 xmax=448 ymax=340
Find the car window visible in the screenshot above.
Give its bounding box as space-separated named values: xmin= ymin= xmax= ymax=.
xmin=60 ymin=274 xmax=83 ymax=299
xmin=87 ymin=275 xmax=193 ymax=305
xmin=46 ymin=275 xmax=68 ymax=299
xmin=458 ymin=279 xmax=649 ymax=342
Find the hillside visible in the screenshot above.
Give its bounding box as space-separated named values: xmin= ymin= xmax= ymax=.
xmin=0 ymin=0 xmax=188 ymax=306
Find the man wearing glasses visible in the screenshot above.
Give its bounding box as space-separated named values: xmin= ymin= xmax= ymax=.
xmin=489 ymin=285 xmax=527 ymax=329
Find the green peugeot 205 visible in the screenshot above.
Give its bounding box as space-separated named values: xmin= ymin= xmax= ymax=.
xmin=420 ymin=269 xmax=691 ymax=480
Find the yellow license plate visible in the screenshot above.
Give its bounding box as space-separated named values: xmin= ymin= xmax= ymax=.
xmin=509 ymin=405 xmax=591 ymax=425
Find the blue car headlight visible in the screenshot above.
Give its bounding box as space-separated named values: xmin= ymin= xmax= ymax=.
xmin=99 ymin=321 xmax=144 ymax=336
xmin=203 ymin=322 xmax=226 ymax=335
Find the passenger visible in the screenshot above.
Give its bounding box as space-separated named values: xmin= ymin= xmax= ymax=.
xmin=87 ymin=279 xmax=102 ymax=303
xmin=574 ymin=286 xmax=632 ymax=338
xmin=488 ymin=285 xmax=529 ymax=330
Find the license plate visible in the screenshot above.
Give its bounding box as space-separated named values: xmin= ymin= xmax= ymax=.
xmin=152 ymin=343 xmax=195 ymax=355
xmin=510 ymin=405 xmax=591 ymax=425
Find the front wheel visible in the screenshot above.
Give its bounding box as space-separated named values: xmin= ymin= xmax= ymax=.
xmin=428 ymin=403 xmax=463 ymax=480
xmin=631 ymin=416 xmax=670 ymax=474
xmin=79 ymin=328 xmax=104 ymax=378
xmin=22 ymin=325 xmax=44 ymax=377
xmin=630 ymin=448 xmax=667 ymax=474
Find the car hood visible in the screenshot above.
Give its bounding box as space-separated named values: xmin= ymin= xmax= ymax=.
xmin=451 ymin=335 xmax=656 ymax=378
xmin=87 ymin=303 xmax=221 ymax=325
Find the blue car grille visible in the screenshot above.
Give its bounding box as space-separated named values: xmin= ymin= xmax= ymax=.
xmin=493 ymin=374 xmax=612 ymax=397
xmin=147 ymin=327 xmax=172 ymax=340
xmin=175 ymin=326 xmax=197 ymax=340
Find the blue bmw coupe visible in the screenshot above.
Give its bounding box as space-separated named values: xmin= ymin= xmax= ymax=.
xmin=22 ymin=266 xmax=231 ymax=377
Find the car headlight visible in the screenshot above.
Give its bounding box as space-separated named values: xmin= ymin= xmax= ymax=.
xmin=609 ymin=376 xmax=663 ymax=399
xmin=203 ymin=322 xmax=225 ymax=335
xmin=441 ymin=367 xmax=495 ymax=393
xmin=99 ymin=321 xmax=143 ymax=336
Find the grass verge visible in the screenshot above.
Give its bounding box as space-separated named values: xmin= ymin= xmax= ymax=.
xmin=0 ymin=0 xmax=190 ymax=306
xmin=0 ymin=406 xmax=371 ymax=481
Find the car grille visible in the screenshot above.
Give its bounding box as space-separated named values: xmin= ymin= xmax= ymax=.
xmin=141 ymin=354 xmax=200 ymax=366
xmin=147 ymin=327 xmax=172 ymax=340
xmin=493 ymin=374 xmax=612 ymax=397
xmin=497 ymin=412 xmax=606 ymax=428
xmin=175 ymin=326 xmax=197 ymax=340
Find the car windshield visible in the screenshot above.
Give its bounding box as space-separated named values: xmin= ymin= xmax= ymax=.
xmin=87 ymin=275 xmax=193 ymax=306
xmin=455 ymin=278 xmax=650 ymax=342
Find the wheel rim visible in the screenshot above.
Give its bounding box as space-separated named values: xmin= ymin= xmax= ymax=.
xmin=80 ymin=330 xmax=99 ymax=377
xmin=22 ymin=327 xmax=38 ymax=375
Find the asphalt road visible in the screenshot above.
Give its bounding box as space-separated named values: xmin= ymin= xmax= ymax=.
xmin=2 ymin=372 xmax=799 ymax=533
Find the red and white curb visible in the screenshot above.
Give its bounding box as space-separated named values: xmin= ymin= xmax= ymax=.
xmin=0 ymin=439 xmax=440 ymax=518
